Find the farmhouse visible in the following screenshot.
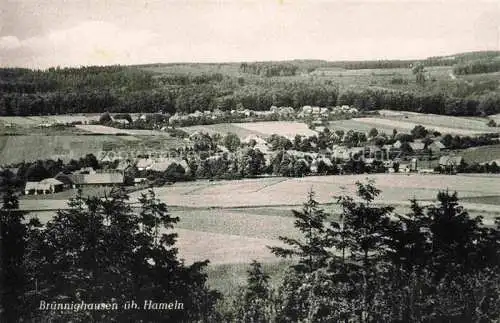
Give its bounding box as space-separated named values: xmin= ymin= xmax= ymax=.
xmin=439 ymin=156 xmax=464 ymax=173
xmin=428 ymin=140 xmax=446 ymax=154
xmin=135 ymin=158 xmax=191 ymax=173
xmin=137 ymin=158 xmax=154 ymax=171
xmin=25 ymin=178 xmax=64 ymax=195
xmin=69 ymin=172 xmax=124 ymax=187
xmin=270 ymin=106 xmax=295 ymax=116
xmin=148 ymin=159 xmax=190 ymax=173
xmin=134 ymin=178 xmax=148 ymax=186
xmin=243 ymin=134 xmax=266 ymax=145
xmin=116 ymin=160 xmax=134 ymax=171
xmin=310 ymin=157 xmax=333 ymax=173
xmin=113 ymin=119 xmax=130 ymax=125
xmin=409 ymin=141 xmax=425 ymax=153
xmin=301 ymin=106 xmax=313 ymax=114
xmin=439 ymin=156 xmax=463 ymax=167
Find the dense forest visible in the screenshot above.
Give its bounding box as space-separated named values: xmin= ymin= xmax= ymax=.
xmin=453 ymin=58 xmax=500 ymax=75
xmin=1 ymin=51 xmax=500 ymax=117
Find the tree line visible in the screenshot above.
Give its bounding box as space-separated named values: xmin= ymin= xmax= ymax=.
xmin=453 ymin=59 xmax=500 ymax=75
xmin=239 ymin=63 xmax=299 ymax=77
xmin=2 ymin=63 xmax=500 ymax=117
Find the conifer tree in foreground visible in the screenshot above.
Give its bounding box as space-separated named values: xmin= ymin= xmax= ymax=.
xmin=269 ymin=190 xmax=333 ymax=274
xmin=22 ymin=188 xmax=221 ymax=322
xmin=0 ymin=184 xmax=42 ymax=322
xmin=230 ymin=260 xmax=275 ymax=323
xmin=263 ymin=180 xmax=500 ymax=322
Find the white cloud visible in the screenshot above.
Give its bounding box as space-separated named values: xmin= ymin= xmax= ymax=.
xmin=0 ymin=36 xmax=22 ymax=50
xmin=1 ymin=21 xmax=163 ymax=68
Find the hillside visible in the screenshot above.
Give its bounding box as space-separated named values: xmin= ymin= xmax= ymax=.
xmin=1 ymin=51 xmax=500 ymax=118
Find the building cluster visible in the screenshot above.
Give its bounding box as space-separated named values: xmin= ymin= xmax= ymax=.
xmin=166 ymin=105 xmax=359 ymax=127
xmin=24 ymin=168 xmax=125 ymax=195
xmin=297 ymin=105 xmax=358 ymax=118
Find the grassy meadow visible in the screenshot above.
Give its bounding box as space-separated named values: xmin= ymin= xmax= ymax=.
xmin=0 ymin=119 xmax=188 ymax=164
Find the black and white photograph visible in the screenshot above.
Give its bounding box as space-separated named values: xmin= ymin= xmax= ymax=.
xmin=1 ymin=0 xmax=500 ymax=321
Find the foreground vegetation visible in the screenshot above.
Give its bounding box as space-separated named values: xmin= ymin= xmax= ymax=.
xmin=1 ymin=178 xmax=499 ymax=322
xmin=223 ymin=181 xmax=500 ymax=322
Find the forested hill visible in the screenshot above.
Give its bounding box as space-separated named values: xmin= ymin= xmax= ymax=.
xmin=1 ymin=51 xmax=500 ymax=117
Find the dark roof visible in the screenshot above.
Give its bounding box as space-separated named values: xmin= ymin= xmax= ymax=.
xmin=82 ymin=172 xmax=124 ymax=185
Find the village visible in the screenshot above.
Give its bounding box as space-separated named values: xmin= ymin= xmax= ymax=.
xmin=12 ymin=104 xmax=495 ymax=197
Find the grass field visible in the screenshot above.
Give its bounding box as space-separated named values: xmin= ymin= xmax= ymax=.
xmin=0 ymin=135 xmax=125 ymax=164
xmin=0 ymin=121 xmax=189 ymax=164
xmin=181 ymin=123 xmax=266 ymax=139
xmin=23 ymin=172 xmax=500 ymax=297
xmin=141 ymin=174 xmax=499 ymax=264
xmin=459 ymin=144 xmax=500 ymax=164
xmin=75 ymin=124 xmax=172 ymax=136
xmin=129 ymin=174 xmax=500 ymax=209
xmin=328 ymin=118 xmax=411 ymax=134
xmin=378 ymin=110 xmax=498 ymax=133
xmin=0 ymin=115 xmax=101 ymax=126
xmin=328 ymin=112 xmax=498 ymax=136
xmin=206 ymin=260 xmax=292 ymax=301
xmin=353 ymin=117 xmax=489 ymax=136
xmin=182 ymin=121 xmax=316 ymax=139
xmin=234 ymin=121 xmax=317 ymax=138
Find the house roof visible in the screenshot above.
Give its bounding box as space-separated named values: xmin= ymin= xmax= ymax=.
xmin=147 ymin=159 xmax=190 ymax=172
xmin=25 ymin=178 xmax=64 ymax=191
xmin=137 ymin=159 xmax=154 ymax=169
xmin=39 ymin=178 xmax=64 ymax=186
xmin=409 ymin=142 xmax=425 ymax=151
xmin=315 ymin=157 xmax=333 ymax=167
xmin=84 ymin=173 xmax=124 ymax=185
xmin=25 ymin=182 xmax=39 ymax=190
xmin=70 ymin=172 xmax=124 ymax=185
xmin=243 ymin=135 xmax=266 ymax=145
xmin=430 ymin=141 xmax=446 ymax=149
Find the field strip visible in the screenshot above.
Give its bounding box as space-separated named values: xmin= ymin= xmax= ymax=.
xmin=353 ymin=117 xmax=486 ymax=135
xmin=175 ymin=209 xmax=297 ymax=240
xmin=173 ymin=228 xmax=284 ymax=265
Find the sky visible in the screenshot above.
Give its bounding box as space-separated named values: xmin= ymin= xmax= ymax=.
xmin=0 ymin=0 xmax=499 ymax=68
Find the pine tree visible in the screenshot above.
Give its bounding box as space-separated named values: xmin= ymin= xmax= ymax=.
xmin=32 ymin=188 xmax=220 ymax=322
xmin=232 ymin=261 xmax=275 ymax=323
xmin=269 ymin=190 xmax=333 ymax=273
xmin=0 ymin=184 xmax=38 ymax=322
xmin=335 ymin=179 xmax=394 ymax=322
